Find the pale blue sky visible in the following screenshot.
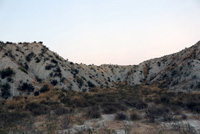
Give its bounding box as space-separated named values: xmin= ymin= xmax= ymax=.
xmin=0 ymin=0 xmax=200 ymax=65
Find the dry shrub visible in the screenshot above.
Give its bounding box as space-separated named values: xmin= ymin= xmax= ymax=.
xmin=55 ymin=107 xmax=70 ymax=115
xmin=130 ymin=111 xmax=141 ymax=121
xmin=145 ymin=105 xmax=173 ymax=123
xmin=125 ymin=100 xmax=148 ymax=109
xmin=25 ymin=103 xmax=49 ymax=116
xmin=102 ymin=102 xmax=127 ymax=114
xmin=115 ymin=112 xmax=128 ymax=120
xmin=86 ymin=106 xmax=101 ymax=119
xmin=59 ymin=115 xmax=71 ymax=129
xmin=0 ymin=110 xmax=28 ymax=129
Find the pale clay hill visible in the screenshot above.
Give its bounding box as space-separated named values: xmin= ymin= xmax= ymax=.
xmin=0 ymin=41 xmax=200 ymax=98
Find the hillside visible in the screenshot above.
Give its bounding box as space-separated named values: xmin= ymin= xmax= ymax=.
xmin=127 ymin=40 xmax=200 ymax=91
xmin=0 ymin=41 xmax=200 ymax=98
xmin=1 ymin=41 xmax=200 ymax=134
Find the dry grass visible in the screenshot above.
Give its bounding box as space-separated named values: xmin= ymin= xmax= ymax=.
xmin=1 ymin=84 xmax=200 ymax=133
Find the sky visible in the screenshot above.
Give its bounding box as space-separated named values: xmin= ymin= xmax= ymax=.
xmin=0 ymin=0 xmax=200 ymax=65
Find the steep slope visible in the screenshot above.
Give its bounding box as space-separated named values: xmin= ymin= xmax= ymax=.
xmin=0 ymin=41 xmax=200 ymax=99
xmin=0 ymin=41 xmax=133 ymax=98
xmin=127 ymin=41 xmax=200 ymax=91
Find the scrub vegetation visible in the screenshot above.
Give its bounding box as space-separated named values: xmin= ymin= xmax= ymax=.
xmin=0 ymin=84 xmax=200 ymax=133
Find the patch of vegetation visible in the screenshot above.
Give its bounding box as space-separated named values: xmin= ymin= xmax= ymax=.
xmin=39 ymin=41 xmax=43 ymax=44
xmin=115 ymin=112 xmax=128 ymax=120
xmin=53 ymin=67 xmax=62 ymax=77
xmin=76 ymin=77 xmax=84 ymax=88
xmin=26 ymin=52 xmax=35 ymax=62
xmin=25 ymin=103 xmax=49 ymax=116
xmin=0 ymin=67 xmax=15 ymax=79
xmin=45 ymin=64 xmax=55 ymax=70
xmin=1 ymin=83 xmax=11 ymax=99
xmin=40 ymin=85 xmax=50 ymax=93
xmin=102 ymin=102 xmax=127 ymax=114
xmin=55 ymin=55 xmax=62 ymax=61
xmin=171 ymin=70 xmax=178 ymax=77
xmin=51 ymin=59 xmax=58 ymax=64
xmin=54 ymin=107 xmax=69 ymax=116
xmin=6 ymin=77 xmax=13 ymax=83
xmin=55 ymin=67 xmax=61 ymax=73
xmin=24 ymin=62 xmax=29 ymax=70
xmin=51 ymin=80 xmax=58 ymax=86
xmin=5 ymin=41 xmax=13 ymax=44
xmin=86 ymin=106 xmax=101 ymax=119
xmin=35 ymin=76 xmax=42 ymax=83
xmin=69 ymin=62 xmax=74 ymax=65
xmin=71 ymin=69 xmax=79 ymax=76
xmin=0 ymin=110 xmax=29 ymax=131
xmin=186 ymin=101 xmax=200 ymax=113
xmin=157 ymin=62 xmax=161 ymax=66
xmin=17 ymin=82 xmax=35 ymax=93
xmin=58 ymin=84 xmax=200 ymax=116
xmin=35 ymin=57 xmax=41 ymax=63
xmin=34 ymin=91 xmax=40 ymax=96
xmin=130 ymin=111 xmax=140 ymax=121
xmin=87 ymin=81 xmax=95 ymax=88
xmin=1 ymin=84 xmax=200 ymax=133
xmin=18 ymin=67 xmax=28 ymax=74
xmin=145 ymin=105 xmax=172 ymax=123
xmin=125 ymin=100 xmax=148 ymax=110
xmin=59 ymin=115 xmax=71 ymax=129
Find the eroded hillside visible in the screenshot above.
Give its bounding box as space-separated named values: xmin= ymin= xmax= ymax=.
xmin=0 ymin=41 xmax=133 ymax=98
xmin=0 ymin=41 xmax=200 ymax=98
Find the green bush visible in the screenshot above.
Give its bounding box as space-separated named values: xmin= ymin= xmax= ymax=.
xmin=18 ymin=67 xmax=27 ymax=74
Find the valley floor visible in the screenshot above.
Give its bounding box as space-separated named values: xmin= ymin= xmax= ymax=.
xmin=1 ymin=84 xmax=200 ymax=134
